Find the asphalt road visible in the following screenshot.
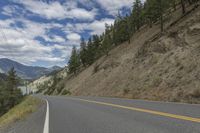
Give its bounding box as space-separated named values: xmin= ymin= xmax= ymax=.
xmin=2 ymin=96 xmax=200 ymax=133
xmin=45 ymin=96 xmax=200 ymax=133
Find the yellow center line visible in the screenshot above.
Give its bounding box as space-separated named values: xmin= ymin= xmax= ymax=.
xmin=70 ymin=97 xmax=200 ymax=123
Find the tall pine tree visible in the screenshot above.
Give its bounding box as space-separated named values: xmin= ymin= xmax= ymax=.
xmin=68 ymin=46 xmax=81 ymax=74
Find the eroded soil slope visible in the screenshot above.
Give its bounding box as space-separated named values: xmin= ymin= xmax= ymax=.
xmin=61 ymin=6 xmax=200 ymax=103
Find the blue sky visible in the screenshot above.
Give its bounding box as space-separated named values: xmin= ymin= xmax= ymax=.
xmin=0 ymin=0 xmax=133 ymax=67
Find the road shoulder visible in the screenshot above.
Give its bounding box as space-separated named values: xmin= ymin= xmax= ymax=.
xmin=0 ymin=97 xmax=46 ymax=133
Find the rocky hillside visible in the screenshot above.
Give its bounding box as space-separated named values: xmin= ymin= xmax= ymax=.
xmin=33 ymin=3 xmax=200 ymax=103
xmin=62 ymin=5 xmax=200 ymax=103
xmin=28 ymin=67 xmax=67 ymax=93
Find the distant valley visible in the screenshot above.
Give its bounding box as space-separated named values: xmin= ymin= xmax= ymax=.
xmin=0 ymin=58 xmax=61 ymax=79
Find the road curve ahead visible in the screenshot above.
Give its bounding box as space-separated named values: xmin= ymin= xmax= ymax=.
xmin=42 ymin=96 xmax=200 ymax=133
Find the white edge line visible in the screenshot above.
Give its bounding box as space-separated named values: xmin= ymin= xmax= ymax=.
xmin=43 ymin=99 xmax=49 ymax=133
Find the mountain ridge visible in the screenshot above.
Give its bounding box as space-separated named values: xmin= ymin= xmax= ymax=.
xmin=0 ymin=58 xmax=61 ymax=79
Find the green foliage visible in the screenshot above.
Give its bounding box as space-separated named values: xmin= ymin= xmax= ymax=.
xmin=132 ymin=0 xmax=144 ymax=30
xmin=44 ymin=75 xmax=59 ymax=95
xmin=68 ymin=46 xmax=81 ymax=74
xmin=43 ymin=73 xmax=65 ymax=95
xmin=61 ymin=89 xmax=71 ymax=95
xmin=80 ymin=38 xmax=87 ymax=66
xmin=0 ymin=67 xmax=23 ymax=116
xmin=123 ymin=88 xmax=130 ymax=95
xmin=36 ymin=80 xmax=50 ymax=93
xmin=144 ymin=0 xmax=171 ymax=31
xmin=56 ymin=82 xmax=65 ymax=94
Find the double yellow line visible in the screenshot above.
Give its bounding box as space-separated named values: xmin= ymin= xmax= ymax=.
xmin=71 ymin=98 xmax=200 ymax=123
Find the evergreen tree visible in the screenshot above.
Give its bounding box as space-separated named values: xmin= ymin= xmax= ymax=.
xmin=0 ymin=81 xmax=7 ymax=115
xmin=6 ymin=67 xmax=21 ymax=107
xmin=102 ymin=33 xmax=112 ymax=56
xmin=7 ymin=67 xmax=18 ymax=91
xmin=144 ymin=0 xmax=170 ymax=32
xmin=80 ymin=38 xmax=87 ymax=66
xmin=68 ymin=46 xmax=81 ymax=74
xmin=144 ymin=0 xmax=157 ymax=28
xmin=131 ymin=0 xmax=143 ymax=30
xmin=0 ymin=67 xmax=22 ymax=115
xmin=86 ymin=37 xmax=96 ymax=65
xmin=113 ymin=15 xmax=130 ymax=45
xmin=92 ymin=35 xmax=101 ymax=59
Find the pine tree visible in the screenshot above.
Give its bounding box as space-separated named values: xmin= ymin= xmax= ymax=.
xmin=80 ymin=38 xmax=87 ymax=66
xmin=102 ymin=33 xmax=112 ymax=56
xmin=131 ymin=0 xmax=143 ymax=30
xmin=144 ymin=0 xmax=157 ymax=28
xmin=6 ymin=67 xmax=22 ymax=108
xmin=144 ymin=0 xmax=170 ymax=32
xmin=126 ymin=14 xmax=133 ymax=44
xmin=92 ymin=35 xmax=101 ymax=59
xmin=0 ymin=80 xmax=6 ymax=115
xmin=7 ymin=67 xmax=18 ymax=92
xmin=114 ymin=15 xmax=130 ymax=45
xmin=68 ymin=46 xmax=81 ymax=74
xmin=86 ymin=37 xmax=96 ymax=65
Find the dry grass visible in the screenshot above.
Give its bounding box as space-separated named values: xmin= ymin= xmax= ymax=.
xmin=0 ymin=96 xmax=41 ymax=127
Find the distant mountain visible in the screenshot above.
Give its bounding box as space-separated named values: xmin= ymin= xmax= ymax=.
xmin=47 ymin=66 xmax=62 ymax=72
xmin=0 ymin=58 xmax=62 ymax=79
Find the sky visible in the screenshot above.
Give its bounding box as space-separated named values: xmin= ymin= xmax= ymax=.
xmin=0 ymin=0 xmax=134 ymax=67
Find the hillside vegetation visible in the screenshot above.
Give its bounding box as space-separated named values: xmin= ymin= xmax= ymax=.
xmin=0 ymin=68 xmax=23 ymax=116
xmin=0 ymin=96 xmax=41 ymax=128
xmin=32 ymin=1 xmax=200 ymax=103
xmin=28 ymin=68 xmax=68 ymax=95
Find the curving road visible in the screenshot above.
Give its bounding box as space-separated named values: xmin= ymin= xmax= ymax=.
xmin=2 ymin=96 xmax=200 ymax=133
xmin=46 ymin=96 xmax=200 ymax=133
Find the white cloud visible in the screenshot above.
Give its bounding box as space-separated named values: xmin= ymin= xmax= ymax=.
xmin=52 ymin=35 xmax=66 ymax=43
xmin=64 ymin=18 xmax=115 ymax=35
xmin=96 ymin=0 xmax=133 ymax=15
xmin=67 ymin=33 xmax=81 ymax=41
xmin=88 ymin=18 xmax=115 ymax=35
xmin=0 ymin=0 xmax=134 ymax=67
xmin=11 ymin=0 xmax=97 ymax=20
xmin=43 ymin=35 xmax=66 ymax=43
xmin=0 ymin=18 xmax=68 ymax=66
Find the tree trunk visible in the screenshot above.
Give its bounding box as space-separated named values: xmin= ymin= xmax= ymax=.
xmin=181 ymin=0 xmax=186 ymax=14
xmin=160 ymin=14 xmax=164 ymax=32
xmin=149 ymin=18 xmax=152 ymax=28
xmin=188 ymin=0 xmax=192 ymax=4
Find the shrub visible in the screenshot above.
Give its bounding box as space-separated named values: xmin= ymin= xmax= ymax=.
xmin=190 ymin=89 xmax=200 ymax=98
xmin=61 ymin=89 xmax=71 ymax=95
xmin=123 ymin=88 xmax=130 ymax=95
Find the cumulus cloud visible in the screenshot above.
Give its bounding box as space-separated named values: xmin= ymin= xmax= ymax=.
xmin=0 ymin=18 xmax=68 ymax=66
xmin=0 ymin=0 xmax=133 ymax=67
xmin=64 ymin=18 xmax=115 ymax=35
xmin=11 ymin=0 xmax=97 ymax=20
xmin=96 ymin=0 xmax=133 ymax=15
xmin=67 ymin=33 xmax=81 ymax=41
xmin=88 ymin=18 xmax=115 ymax=35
